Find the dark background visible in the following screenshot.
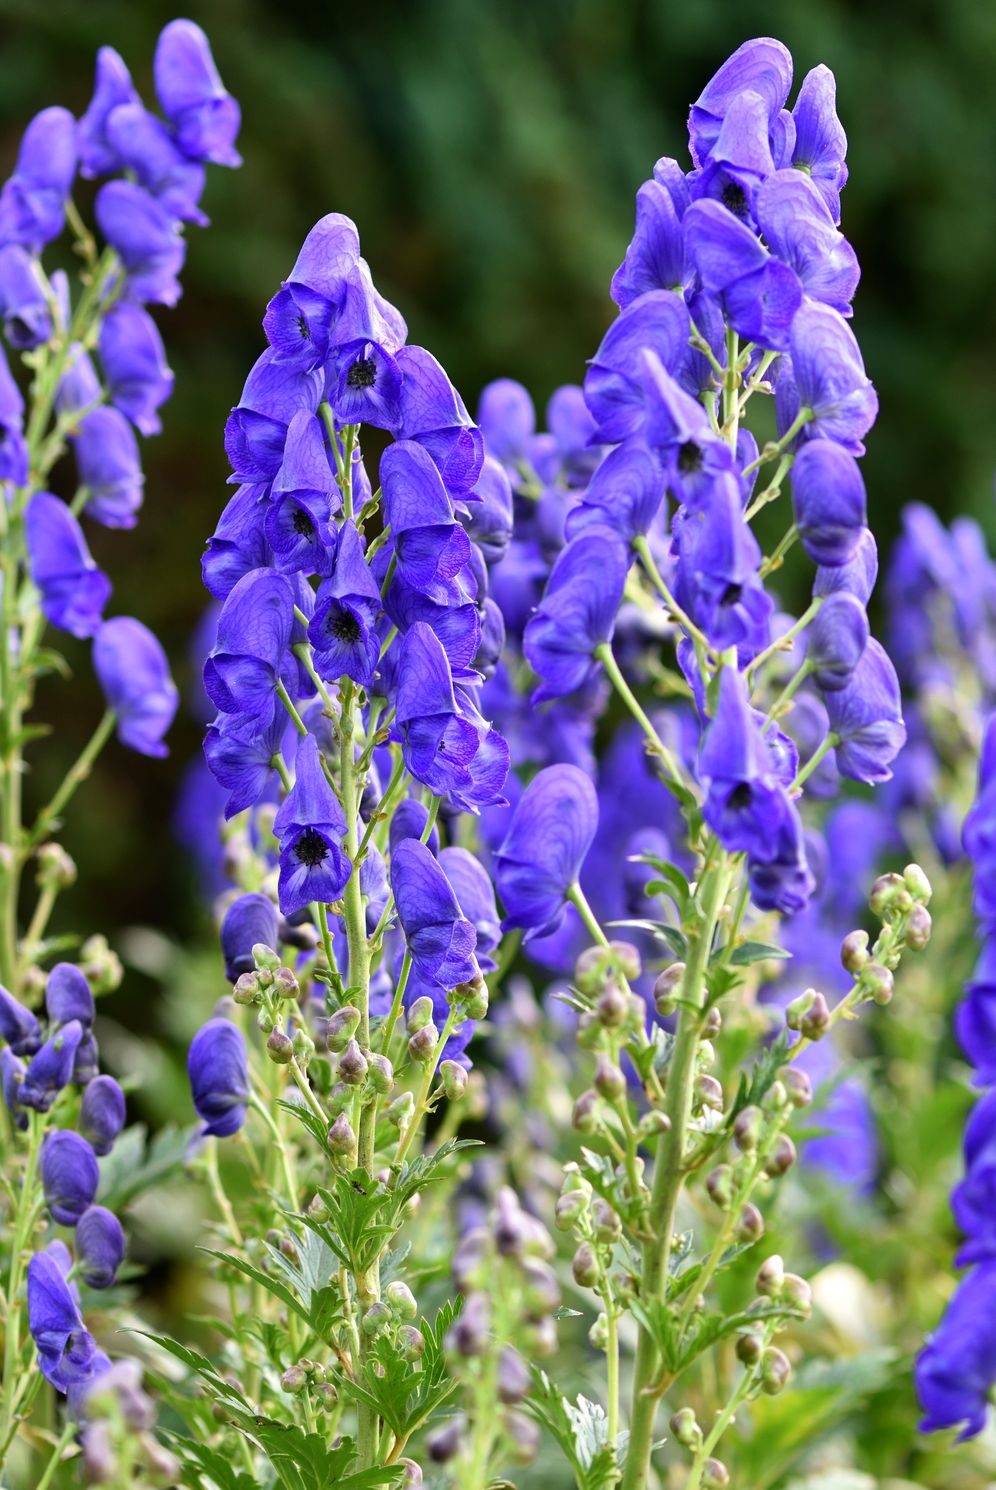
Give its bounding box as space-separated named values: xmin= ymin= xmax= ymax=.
xmin=1 ymin=0 xmax=995 ymax=959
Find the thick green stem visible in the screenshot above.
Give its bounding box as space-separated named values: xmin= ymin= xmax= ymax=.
xmin=620 ymin=860 xmax=731 ymax=1490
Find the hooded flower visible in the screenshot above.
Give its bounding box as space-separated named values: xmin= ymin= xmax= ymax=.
xmin=273 ymin=735 xmax=349 ymax=916
xmin=791 ymin=64 xmax=848 ymax=222
xmin=19 ymin=1020 xmax=84 ymax=1112
xmin=309 ymin=519 xmax=382 ymax=685
xmin=824 ymin=638 xmax=905 ymax=783
xmin=391 ymin=838 xmax=479 ymax=991
xmin=380 ymin=440 xmax=471 ymax=600
xmin=0 ymin=982 xmax=42 ymax=1056
xmin=780 ymin=301 xmax=878 ymax=455
xmin=439 ymin=846 xmax=502 ymax=972
xmin=0 ymin=107 xmax=77 ymax=251
xmin=203 ymin=707 xmax=287 ymax=818
xmin=94 ymin=616 xmax=179 ymax=758
xmin=203 ymin=568 xmax=294 ymax=724
xmin=77 ymin=46 xmax=141 ymax=178
xmin=395 ymin=345 xmax=484 ymax=493
xmin=791 ymin=439 xmax=867 ymax=567
xmin=494 ymin=764 xmax=598 ymax=939
xmin=806 ymin=592 xmax=869 ymax=692
xmin=187 ymin=1017 xmax=249 ymax=1137
xmin=0 ymin=244 xmax=53 ymax=348
xmin=45 ymin=963 xmax=95 ymax=1028
xmin=610 ymin=162 xmax=692 ymax=308
xmin=75 ymin=1206 xmax=126 ymax=1290
xmin=583 ymin=290 xmax=690 ymax=444
xmin=27 ymin=1244 xmax=99 ymax=1393
xmin=699 ymin=667 xmax=788 ymax=859
xmin=25 ymin=493 xmax=111 ymax=639
xmin=683 ymin=198 xmax=802 ymax=350
xmin=73 ymin=408 xmax=146 ymax=529
xmin=154 ymin=19 xmax=241 ymax=167
xmin=80 ymin=1075 xmax=126 ymax=1157
xmin=41 ymin=1131 xmax=100 ymax=1226
xmin=95 ymin=181 xmax=186 ymax=308
xmin=264 ymin=410 xmax=341 ymax=576
xmin=524 ymin=526 xmax=629 ymax=702
xmin=220 ymin=893 xmax=281 ymax=982
xmin=98 ymin=303 xmax=174 ymax=435
xmin=915 ymin=1263 xmax=996 ymax=1439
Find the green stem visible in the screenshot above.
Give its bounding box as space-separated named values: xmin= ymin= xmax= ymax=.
xmin=594 ymin=643 xmax=685 ymax=786
xmin=791 ymin=731 xmax=838 ymax=791
xmin=742 ymin=406 xmax=813 ymax=476
xmin=34 ymin=1420 xmax=76 ymax=1490
xmin=748 ymin=599 xmax=822 ymax=681
xmin=633 ymin=536 xmax=713 ymax=655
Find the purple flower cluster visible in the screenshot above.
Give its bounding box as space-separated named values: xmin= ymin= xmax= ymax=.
xmin=916 ymin=715 xmax=996 ymax=1437
xmin=0 ymin=964 xmax=127 ymax=1395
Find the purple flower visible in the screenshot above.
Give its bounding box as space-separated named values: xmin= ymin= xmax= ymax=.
xmin=583 ymin=290 xmax=690 ymax=444
xmin=204 ymin=708 xmax=286 ymax=818
xmin=464 ymin=456 xmax=514 ymax=564
xmin=524 ymin=527 xmax=628 ymax=701
xmin=79 ymin=1075 xmax=126 ymax=1156
xmin=202 ymin=484 xmax=272 ymax=601
xmin=326 ymin=262 xmax=407 ymax=430
xmin=0 ymin=343 xmax=28 ymax=483
xmin=95 ymin=181 xmax=186 ymax=308
xmin=73 ymin=407 xmax=145 ymax=529
xmin=807 ymin=592 xmax=868 ymax=692
xmin=0 ymin=983 xmax=41 ymax=1056
xmin=187 ymin=1017 xmax=249 ymax=1138
xmin=957 ymin=939 xmax=996 ymax=1085
xmin=98 ymin=303 xmax=174 ymax=435
xmin=673 ymin=473 xmax=772 ymax=655
xmin=154 ymin=19 xmax=241 ymax=167
xmin=263 ymin=213 xmax=360 ymax=368
xmin=309 ymin=519 xmax=381 ymax=684
xmin=699 ymin=667 xmax=788 ymax=859
xmin=389 ymin=798 xmax=441 ymax=856
xmin=0 ymin=244 xmax=53 ymax=348
xmin=791 ymin=440 xmax=867 ymax=567
xmin=391 ymin=838 xmax=479 ymax=991
xmin=755 ymin=170 xmax=858 ymax=315
xmin=41 ymin=1130 xmax=100 ymax=1225
xmin=951 ymin=1089 xmax=996 ymax=1264
xmin=824 ymin=638 xmax=905 ymax=783
xmin=27 ymin=1244 xmax=99 ymax=1393
xmin=791 ymin=64 xmax=848 ymax=222
xmin=221 ymin=893 xmax=280 ymax=982
xmin=0 ymin=107 xmax=77 ymax=251
xmin=494 ymin=764 xmax=598 ymax=938
xmin=77 ymin=47 xmax=141 ymax=178
xmin=611 ymin=163 xmax=691 ymax=308
xmin=25 ymin=493 xmax=111 ymax=639
xmin=224 ymin=350 xmax=323 ymax=485
xmin=683 ymin=199 xmax=801 ymax=351
xmin=273 ymin=735 xmax=349 ymax=916
xmin=104 ymin=104 xmax=208 ymax=225
xmin=45 ymin=963 xmax=95 ymax=1028
xmin=477 ymin=379 xmax=535 ymax=466
xmin=688 ymin=38 xmax=793 ymax=169
xmin=264 ymin=410 xmax=341 ymax=576
xmin=19 ymin=1020 xmax=84 ymax=1112
xmin=782 ymin=302 xmax=878 ymax=455
xmin=395 ymin=345 xmax=484 ymax=493
xmin=380 ymin=440 xmax=471 ymax=600
xmin=813 ymin=526 xmax=878 ymax=604
xmin=94 ymin=616 xmax=179 ymax=758
xmin=1 ymin=1048 xmax=27 ymax=1129
xmin=916 ymin=1263 xmax=996 ymax=1438
xmin=747 ymin=801 xmax=815 ymax=915
xmin=439 ymin=846 xmax=501 ymax=972
xmin=203 ymin=568 xmax=294 ymax=723
xmin=75 ymin=1206 xmax=126 ymax=1289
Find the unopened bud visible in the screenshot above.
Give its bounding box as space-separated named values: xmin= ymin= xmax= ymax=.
xmin=761 ymin=1346 xmax=792 ymax=1395
xmin=448 ymin=1291 xmax=490 ymax=1356
xmin=439 ymin=1059 xmax=467 ymax=1100
xmin=588 ymin=1311 xmax=610 ymax=1350
xmin=756 ymin=1255 xmax=784 ymax=1297
xmin=608 ymin=940 xmax=642 ymax=980
xmin=702 ymin=1458 xmax=730 ymax=1490
xmin=861 ymin=962 xmax=894 ymax=1006
xmin=273 ymin=966 xmax=299 ymax=1000
xmin=637 ymin=1109 xmax=672 ymax=1139
xmin=783 ymin=1068 xmax=812 ymax=1108
xmin=696 ymin=1074 xmax=724 ymax=1111
xmin=399 ymin=1458 xmax=422 ymax=1487
xmin=233 ymin=971 xmax=261 ymax=1005
xmin=594 ymin=1053 xmax=626 ymax=1101
xmin=904 ymin=863 xmax=932 ymax=903
xmin=315 ymin=1381 xmax=340 ymax=1409
xmin=702 ymin=1005 xmax=722 ymax=1038
xmin=654 ymin=962 xmax=685 ymax=1015
xmin=572 ymin=1241 xmax=601 ymax=1288
xmin=735 ymin=1332 xmax=763 ymax=1366
xmin=574 ymin=945 xmax=606 ymax=994
xmin=706 ymin=1165 xmax=734 ymax=1210
xmin=493 ymin=1187 xmax=529 ymax=1257
xmin=338 ymin=1038 xmax=368 ymax=1085
xmin=840 ymin=929 xmax=869 ymax=974
xmin=399 ymin=1324 xmax=425 ymax=1360
xmin=520 ymin=1258 xmax=560 ymax=1317
xmin=37 ymin=843 xmax=77 ymax=889
xmin=763 ymin=1080 xmax=788 ymax=1113
xmin=367 ymin=1052 xmax=394 ymax=1094
xmin=362 ymin=1301 xmax=392 ymax=1338
xmin=327 ymin=1112 xmax=357 ymax=1167
xmin=253 ymin=942 xmax=282 ymax=973
xmin=497 ymin=1346 xmax=530 ymax=1404
xmin=386 ymin=1281 xmax=418 ymax=1320
xmin=596 ymin=982 xmax=629 ymax=1027
xmin=591 ymin=1198 xmax=621 ymax=1242
xmin=266 ymin=1028 xmax=294 ymax=1065
xmin=733 ymin=1105 xmax=763 ymax=1152
xmin=763 ymin=1134 xmax=796 ymax=1177
xmin=427 ymin=1416 xmax=465 ymax=1464
xmin=782 ymin=1272 xmax=812 ymax=1316
xmin=736 ymin=1202 xmax=765 ymax=1243
xmin=281 ymin=1365 xmax=307 ymax=1393
xmin=387 ymin=1091 xmax=416 ymax=1128
xmin=905 ymin=904 xmax=932 ymax=951
xmin=408 ymin=1024 xmax=438 ymax=1064
xmin=505 ymin=1410 xmax=541 ymax=1464
xmin=669 ymin=1407 xmax=703 ymax=1451
xmin=869 ymin=872 xmax=911 ymax=920
xmin=407 ymin=995 xmax=434 ymax=1032
xmin=326 ymin=1006 xmax=361 ymax=1052
xmin=257 ymin=1006 xmax=275 ymax=1034
xmin=460 ymin=979 xmax=489 ymax=1021
xmin=572 ymin=1089 xmax=600 ymax=1133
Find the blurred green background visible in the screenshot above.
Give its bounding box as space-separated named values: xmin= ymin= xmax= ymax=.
xmin=1 ymin=0 xmax=995 ymax=986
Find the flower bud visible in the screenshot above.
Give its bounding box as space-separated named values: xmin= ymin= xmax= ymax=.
xmin=733 ymin=1105 xmax=762 ymax=1152
xmin=782 ymin=1272 xmax=812 ymax=1316
xmin=783 ymin=1068 xmax=812 ymax=1108
xmin=594 ymin=1053 xmax=626 ymax=1101
xmin=525 ymin=1313 xmax=557 ymax=1359
xmin=460 ymin=980 xmax=489 ymax=1021
xmin=763 ymin=1080 xmax=788 ymax=1113
xmin=840 ymin=929 xmax=869 ymax=974
xmin=233 ymin=971 xmax=261 ymax=1006
xmin=326 ymin=1006 xmax=361 ymax=1052
xmin=497 ymin=1345 xmax=530 ymax=1404
xmin=427 ymin=1416 xmax=465 ymax=1464
xmin=407 ymin=995 xmax=434 ymax=1032
xmin=338 ymin=1038 xmax=368 ymax=1085
xmin=735 ymin=1332 xmax=763 ymax=1366
xmin=904 ymin=863 xmax=932 ymax=903
xmin=253 ymin=942 xmax=282 ymax=973
xmin=702 ymin=1005 xmax=722 ymax=1039
xmin=388 ymin=1091 xmax=416 ymax=1128
xmin=367 ymin=1052 xmax=394 ymax=1094
xmin=756 ymin=1254 xmax=785 ymax=1298
xmin=521 ymin=1258 xmax=561 ymax=1318
xmin=505 ymin=1409 xmax=541 ymax=1465
xmin=280 ymin=1365 xmax=307 ymax=1393
xmin=576 ymin=1011 xmax=601 ymax=1050
xmin=439 ymin=1059 xmax=467 ymax=1100
xmin=592 ymin=1197 xmax=621 ymax=1242
xmin=386 ymin=1280 xmax=418 ymax=1320
xmin=315 ymin=1381 xmax=340 ymax=1409
xmin=572 ymin=1241 xmax=601 ymax=1288
xmin=654 ymin=962 xmax=685 ymax=1015
xmin=37 ymin=843 xmax=77 ymax=889
xmin=493 ymin=1187 xmax=529 ymax=1257
xmin=79 ymin=935 xmax=123 ymax=997
xmin=257 ymin=1006 xmax=275 ymax=1034
xmin=399 ymin=1458 xmax=423 ymax=1487
xmin=572 ymin=1089 xmax=600 ymax=1133
xmin=273 ymin=966 xmax=299 ymax=1000
xmin=763 ymin=1134 xmax=796 ymax=1177
xmin=452 ymin=1228 xmax=489 ymax=1291
xmin=608 ymin=939 xmax=642 ymax=980
xmin=293 ymin=1026 xmax=315 ymax=1064
xmin=326 ymin=1112 xmax=357 ymax=1167
xmin=449 ymin=1291 xmax=491 ymax=1356
xmin=905 ymin=904 xmax=932 ymax=951
xmin=706 ymin=1165 xmax=734 ymax=1210
xmin=861 ymin=962 xmax=894 ymax=1006
xmin=141 ymin=1435 xmax=182 ymax=1488
xmin=869 ymin=872 xmax=912 ymax=920
xmin=362 ymin=1301 xmax=392 ymax=1338
xmin=669 ymin=1407 xmax=703 ymax=1451
xmin=696 ymin=1039 xmax=716 ymax=1069
xmin=760 ymin=1346 xmax=792 ymax=1395
xmin=596 ymin=982 xmax=629 ymax=1027
xmin=574 ymin=946 xmax=605 ymax=995
xmin=266 ymin=1028 xmax=294 ymax=1065
xmin=736 ymin=1202 xmax=765 ymax=1243
xmin=702 ymin=1459 xmax=730 ymax=1490
xmin=696 ymin=1074 xmax=724 ymax=1111
xmin=399 ymin=1324 xmax=425 ymax=1360
xmin=637 ymin=1109 xmax=672 ymax=1139
xmin=408 ymin=1025 xmax=438 ymax=1064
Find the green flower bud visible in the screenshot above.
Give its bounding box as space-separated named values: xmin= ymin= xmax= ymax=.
xmin=292 ymin=1026 xmax=315 ymax=1064
xmin=367 ymin=1052 xmax=394 ymax=1094
xmin=362 ymin=1301 xmax=392 ymax=1338
xmin=782 ymin=1272 xmax=812 ymax=1316
xmin=408 ymin=1024 xmax=438 ymax=1064
xmin=596 ymin=981 xmax=629 ymax=1027
xmin=338 ymin=1038 xmax=368 ymax=1085
xmin=706 ymin=1164 xmax=734 ymax=1210
xmin=572 ymin=1089 xmax=600 ymax=1133
xmin=315 ymin=1381 xmax=340 ymax=1409
xmin=233 ymin=971 xmax=261 ymax=1005
xmin=594 ymin=1053 xmax=626 ymax=1101
xmin=702 ymin=1005 xmax=722 ymax=1038
xmin=869 ymin=872 xmax=912 ymax=920
xmin=903 ymin=862 xmax=932 ymax=903
xmin=36 ymin=842 xmax=76 ymax=890
xmin=905 ymin=903 xmax=932 ymax=951
xmin=406 ymin=995 xmax=434 ymax=1033
xmin=398 ymin=1324 xmax=425 ymax=1360
xmin=637 ymin=1109 xmax=672 ymax=1140
xmin=756 ymin=1255 xmax=784 ymax=1297
xmin=608 ymin=939 xmax=642 ymax=980
xmin=760 ymin=1345 xmax=792 ymax=1395
xmin=591 ymin=1198 xmax=621 ymax=1242
xmin=782 ymin=1068 xmax=812 ymax=1108
xmin=840 ymin=928 xmax=870 ymax=974
xmin=388 ymin=1092 xmax=416 ymax=1128
xmin=733 ymin=1105 xmax=763 ymax=1153
xmin=280 ymin=1365 xmax=307 ymax=1393
xmin=669 ymin=1407 xmax=703 ymax=1451
xmin=735 ymin=1202 xmax=765 ymax=1243
xmin=860 ymin=962 xmax=894 ymax=1006
xmin=702 ymin=1458 xmax=730 ymax=1490
xmin=588 ymin=1312 xmax=610 ymax=1351
xmin=326 ymin=1005 xmax=361 ymax=1052
xmin=735 ymin=1332 xmax=763 ymax=1367
xmin=253 ymin=942 xmax=282 ymax=972
xmin=763 ymin=1080 xmax=788 ymax=1112
xmin=572 ymin=1241 xmax=601 ymax=1288
xmin=439 ymin=1059 xmax=467 ymax=1100
xmin=575 ymin=1011 xmax=602 ymax=1050
xmin=459 ymin=977 xmax=489 ymax=1021
xmin=266 ymin=1028 xmax=294 ymax=1065
xmin=654 ymin=962 xmax=685 ymax=1016
xmin=574 ymin=945 xmax=606 ymax=995
xmin=327 ymin=1112 xmax=357 ymax=1167
xmin=257 ymin=1006 xmax=275 ymax=1034
xmin=386 ymin=1281 xmax=418 ymax=1320
xmin=273 ymin=966 xmax=300 ymax=1000
xmin=696 ymin=1074 xmax=724 ymax=1112
xmin=399 ymin=1458 xmax=422 ymax=1487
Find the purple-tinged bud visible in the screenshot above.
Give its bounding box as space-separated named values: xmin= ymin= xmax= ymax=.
xmin=492 ymin=1187 xmax=529 ymax=1257
xmin=904 ymin=904 xmax=932 ymax=951
xmin=861 ymin=962 xmax=894 ymax=1006
xmin=326 ymin=1006 xmax=361 ymax=1052
xmin=594 ymin=1054 xmax=626 ymax=1101
xmin=367 ymin=1052 xmax=394 ymax=1094
xmin=782 ymin=1272 xmax=812 ymax=1316
xmin=756 ymin=1255 xmax=784 ymax=1297
xmin=266 ymin=1028 xmax=294 ymax=1065
xmin=840 ymin=929 xmax=869 ymax=974
xmin=637 ymin=1109 xmax=672 ymax=1139
xmin=399 ymin=1458 xmax=423 ymax=1487
xmin=220 ymin=894 xmax=280 ymax=983
xmin=702 ymin=1005 xmax=722 ymax=1038
xmin=75 ymin=1204 xmax=126 ymax=1288
xmin=399 ymin=1324 xmax=425 ymax=1360
xmin=736 ymin=1202 xmax=765 ymax=1243
xmin=609 ymin=940 xmax=642 ymax=980
xmin=439 ymin=1059 xmax=467 ymax=1099
xmin=41 ymin=1130 xmax=99 ymax=1224
xmin=761 ymin=1346 xmax=792 ymax=1395
xmin=408 ymin=1025 xmax=438 ymax=1064
xmin=525 ymin=1313 xmax=558 ymax=1359
xmin=362 ymin=1301 xmax=392 ymax=1338
xmin=706 ymin=1165 xmax=734 ymax=1210
xmin=406 ymin=996 xmax=434 ymax=1032
xmin=506 ymin=1410 xmax=541 ymax=1465
xmin=574 ymin=946 xmax=605 ymax=995
xmin=669 ymin=1407 xmax=703 ymax=1451
xmin=80 ymin=1074 xmax=126 ymax=1155
xmin=869 ymin=872 xmax=911 ymax=920
xmin=497 ymin=1345 xmax=530 ymax=1404
xmin=448 ymin=1290 xmax=490 ymax=1356
xmin=696 ymin=1074 xmax=724 ymax=1112
xmin=452 ymin=1228 xmax=489 ymax=1291
xmin=427 ymin=1416 xmax=465 ymax=1464
xmin=233 ymin=971 xmax=261 ymax=1005
xmin=327 ymin=1112 xmax=357 ymax=1168
xmin=141 ymin=1433 xmax=181 ymax=1487
xmin=253 ymin=942 xmax=282 ymax=973
xmin=702 ymin=1459 xmax=730 ymax=1490
xmin=388 ymin=1091 xmax=416 ymax=1128
xmin=596 ymin=982 xmax=629 ymax=1027
xmin=654 ymin=962 xmax=685 ymax=1015
xmin=592 ymin=1198 xmax=622 ymax=1242
xmin=573 ymin=1089 xmax=599 ymax=1132
xmin=735 ymin=1332 xmax=763 ymax=1366
xmin=458 ymin=978 xmax=489 ymax=1021
xmin=786 ymin=988 xmax=830 ymax=1037
xmin=36 ymin=843 xmax=76 ymax=890
xmin=386 ymin=1281 xmax=418 ymax=1320
xmin=573 ymin=1241 xmax=601 ymax=1288
xmin=338 ymin=1038 xmax=368 ymax=1085
xmin=315 ymin=1380 xmax=339 ymax=1409
xmin=281 ymin=1365 xmax=307 ymax=1393
xmin=589 ymin=1311 xmax=610 ymax=1350
xmin=903 ymin=862 xmax=932 ymax=903
xmin=733 ymin=1105 xmax=763 ymax=1152
xmin=763 ymin=1134 xmax=796 ymax=1177
xmin=555 ymin=1189 xmax=588 ymax=1231
xmin=273 ymin=966 xmax=299 ymax=1000
xmin=783 ymin=1068 xmax=812 ymax=1108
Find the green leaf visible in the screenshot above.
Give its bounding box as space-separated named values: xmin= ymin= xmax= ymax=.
xmin=728 ymin=940 xmax=792 ymax=966
xmin=200 ymin=1249 xmax=313 ymax=1327
xmin=98 ymin=1122 xmax=195 ymax=1211
xmin=130 ymin=1331 xmax=250 ymax=1407
xmin=524 ymin=1372 xmax=623 ymax=1490
xmin=728 ymin=1030 xmax=794 ymax=1123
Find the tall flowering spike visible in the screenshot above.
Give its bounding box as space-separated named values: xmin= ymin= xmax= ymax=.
xmin=75 ymin=1206 xmax=126 ymax=1290
xmin=791 ymin=440 xmax=867 ymax=566
xmin=80 ymin=1075 xmax=126 ymax=1156
xmin=187 ymin=1017 xmax=250 ymax=1137
xmin=220 ymin=893 xmax=280 ymax=982
xmin=41 ymin=1131 xmax=100 ymax=1226
xmin=45 ymin=963 xmax=95 ymax=1027
xmin=273 ymin=735 xmax=349 ymax=916
xmin=824 ymin=638 xmax=905 ymax=783
xmin=94 ymin=616 xmax=179 ymax=758
xmin=494 ymin=764 xmax=598 ymax=939
xmin=26 ymin=493 xmax=111 ymax=639
xmin=154 ymin=20 xmax=241 ymax=167
xmin=390 ymin=838 xmax=479 ymax=991
xmin=202 ymin=568 xmax=294 ymax=722
xmin=27 ymin=1245 xmax=98 ymax=1393
xmin=523 ymin=527 xmax=629 ymax=701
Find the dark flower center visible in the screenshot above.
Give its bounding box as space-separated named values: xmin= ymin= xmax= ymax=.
xmin=328 ymin=608 xmax=361 ymax=643
xmin=721 ymin=181 xmax=748 ymax=219
xmin=347 ymin=357 xmax=377 ymax=389
xmin=294 ymin=828 xmax=329 ymax=868
xmin=292 ymin=509 xmax=315 ymax=538
xmin=728 ymin=782 xmax=754 ymax=810
xmin=297 ymin=314 xmax=310 ymax=340
xmin=678 ymin=441 xmax=703 ymax=474
xmin=721 ymin=582 xmax=743 ymax=606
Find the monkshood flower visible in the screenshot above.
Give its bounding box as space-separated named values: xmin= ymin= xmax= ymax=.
xmin=494 ymin=764 xmax=598 ymax=938
xmin=439 ymin=847 xmax=502 ymax=972
xmin=806 ymin=592 xmax=869 ymax=693
xmin=27 ymin=1244 xmax=99 ymax=1393
xmin=777 ymin=301 xmax=878 ymax=455
xmin=41 ymin=1130 xmax=100 ymax=1225
xmin=610 ymin=161 xmax=692 ymax=308
xmin=699 ymin=667 xmax=788 ymax=859
xmin=221 ymin=892 xmax=281 ymax=982
xmin=957 ymin=941 xmax=996 ymax=1085
xmin=98 ymin=303 xmax=174 ymax=435
xmin=224 ymin=349 xmax=323 ymax=485
xmin=264 ymin=409 xmax=340 ymax=575
xmin=77 ymin=47 xmax=141 ymax=177
xmin=94 ymin=616 xmax=179 ymax=757
xmin=687 ymin=37 xmax=793 ymax=173
xmin=747 ymin=800 xmax=815 ymax=915
xmin=202 ymin=484 xmax=272 ymax=600
xmin=951 ymin=1089 xmax=996 ymax=1264
xmin=45 ymin=963 xmax=95 ymax=1027
xmin=0 ymin=982 xmax=42 ymax=1055
xmin=203 ymin=567 xmax=294 ymax=723
xmin=565 ymin=440 xmax=665 ymax=546
xmin=204 ymin=708 xmax=286 ymax=818
xmin=477 ymin=378 xmax=536 ymax=466
xmin=0 ymin=106 xmax=77 ymax=251
xmin=187 ymin=1017 xmax=250 ymax=1138
xmin=916 ymin=1263 xmax=996 ymax=1439
xmin=683 ymin=198 xmax=801 ymax=350
xmin=813 ymin=526 xmax=879 ymax=605
xmin=102 ymin=103 xmax=208 ymax=226
xmin=73 ymin=407 xmax=145 ymax=529
xmin=262 ymin=212 xmax=359 ymax=369
xmin=325 ymin=260 xmax=408 ymax=430
xmin=583 ymin=290 xmax=690 ymax=444
xmin=273 ymin=734 xmax=349 ymax=916
xmin=523 ymin=527 xmax=628 ymax=701
xmin=824 ymin=638 xmax=905 ymax=783
xmin=755 ymin=170 xmax=859 ymax=315
xmin=19 ymin=1020 xmax=84 ymax=1112
xmin=153 ymin=20 xmax=241 ymax=167
xmin=791 ymin=64 xmax=848 ymax=221
xmin=380 ymin=440 xmax=471 ymax=600
xmin=75 ymin=1206 xmax=126 ymax=1289
xmin=1 ymin=1049 xmax=27 ymax=1129
xmin=0 ymin=344 xmax=28 ymax=483
xmin=309 ymin=519 xmax=382 ymax=684
xmin=95 ymin=181 xmax=186 ymax=308
xmin=463 ymin=455 xmax=515 ymax=564
xmin=389 ymin=798 xmax=441 ymax=856
xmin=0 ymin=244 xmax=53 ymax=348
xmin=25 ymin=492 xmax=112 ymax=639
xmin=791 ymin=440 xmax=867 ymax=566
xmin=391 ymin=838 xmax=479 ymax=992
xmin=80 ymin=1074 xmax=126 ymax=1156
xmin=395 ymin=344 xmax=485 ymax=493
xmin=672 ymin=472 xmax=772 ymax=654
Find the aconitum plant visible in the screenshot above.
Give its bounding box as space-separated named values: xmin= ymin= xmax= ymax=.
xmin=2 ymin=27 xmax=993 ymax=1490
